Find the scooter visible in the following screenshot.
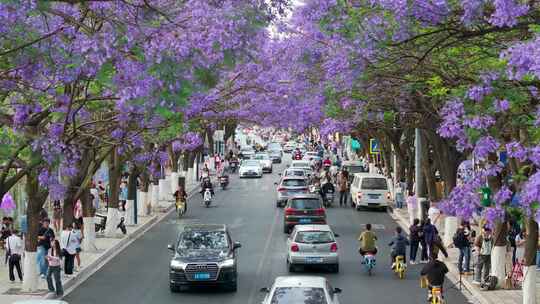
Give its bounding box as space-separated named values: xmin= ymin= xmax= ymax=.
xmin=203 ymin=188 xmax=212 ymax=207
xmin=323 ymin=190 xmax=334 ymax=207
xmin=363 ymin=253 xmax=376 ymax=276
xmin=229 ymin=161 xmax=238 ymax=173
xmin=219 ymin=175 xmax=229 ymax=190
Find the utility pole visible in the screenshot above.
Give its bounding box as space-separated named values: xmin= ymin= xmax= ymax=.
xmin=415 ymin=128 xmax=426 ymax=220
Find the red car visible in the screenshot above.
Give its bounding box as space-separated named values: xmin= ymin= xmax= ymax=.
xmin=283 ymin=195 xmax=326 ymax=233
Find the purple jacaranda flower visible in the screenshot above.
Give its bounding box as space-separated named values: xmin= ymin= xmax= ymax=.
xmin=493 ymin=99 xmax=510 ymax=112
xmin=506 ymin=141 xmax=528 ymax=161
xmin=473 ymin=136 xmax=499 ymax=160
xmin=467 ymin=85 xmax=492 ymax=102
xmin=0 ymin=193 xmax=16 ymax=212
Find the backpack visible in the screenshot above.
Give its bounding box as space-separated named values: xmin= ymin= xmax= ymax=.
xmin=453 ymin=229 xmax=468 ymax=248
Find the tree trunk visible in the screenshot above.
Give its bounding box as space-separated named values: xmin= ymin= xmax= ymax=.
xmin=63 ymin=187 xmax=76 ymax=229
xmin=523 ymin=217 xmax=538 ymax=304
xmin=105 ymin=148 xmax=123 ymax=237
xmin=167 ymin=144 xmax=179 ymax=172
xmin=420 ymin=132 xmax=437 ymax=201
xmin=81 ymin=187 xmax=98 ymax=252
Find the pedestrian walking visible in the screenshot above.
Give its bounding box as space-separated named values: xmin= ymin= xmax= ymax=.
xmin=338 ymin=170 xmax=349 ymax=207
xmin=406 ymin=191 xmax=417 ymax=225
xmin=119 ymin=182 xmax=128 ymax=211
xmin=473 ymin=226 xmax=493 ymax=284
xmin=423 ymin=218 xmax=438 ymax=257
xmin=60 ymin=225 xmax=76 ymax=275
xmin=6 ymin=229 xmax=23 ymax=282
xmin=46 ymin=240 xmax=63 ymax=297
xmin=453 ymin=221 xmax=472 ymax=274
xmin=37 ymin=218 xmax=55 ymax=278
xmin=52 ymin=200 xmax=62 ymax=233
xmin=73 ymin=200 xmax=83 ymax=231
xmin=72 ymin=222 xmax=83 ymax=271
xmin=409 ymin=219 xmax=421 ymax=264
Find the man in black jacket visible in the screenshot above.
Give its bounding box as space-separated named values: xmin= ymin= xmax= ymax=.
xmin=421 ymin=253 xmax=449 ymax=301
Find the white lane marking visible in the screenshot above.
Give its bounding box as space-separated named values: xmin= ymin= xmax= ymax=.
xmin=247 ymin=208 xmax=280 ymax=304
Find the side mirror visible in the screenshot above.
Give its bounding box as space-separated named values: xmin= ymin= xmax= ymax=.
xmin=278 ymin=173 xmax=282 ymax=176
xmin=333 ymin=287 xmax=342 ymax=294
xmin=334 ymin=233 xmax=340 ymax=237
xmin=274 ymin=182 xmax=278 ymax=185
xmin=233 ymin=242 xmax=242 ymax=250
xmin=260 ymin=287 xmax=270 ymax=293
xmin=167 ymin=244 xmax=174 ymax=251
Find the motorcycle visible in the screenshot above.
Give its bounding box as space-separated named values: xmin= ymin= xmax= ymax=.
xmin=323 ymin=189 xmax=334 ymax=207
xmin=293 ymin=153 xmax=302 ymax=160
xmin=176 ymin=198 xmax=186 ymax=218
xmin=203 ymin=188 xmax=212 ymax=207
xmin=229 ymin=161 xmax=238 ymax=173
xmin=362 ymin=253 xmax=376 ymax=276
xmin=94 ymin=213 xmax=126 ymax=234
xmin=219 ymin=175 xmax=229 ymax=190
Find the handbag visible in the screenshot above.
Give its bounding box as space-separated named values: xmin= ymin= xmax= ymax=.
xmin=420 ymin=276 xmax=429 ymax=288
xmin=62 ymin=231 xmax=71 ymax=256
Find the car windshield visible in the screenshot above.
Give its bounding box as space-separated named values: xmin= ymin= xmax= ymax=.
xmin=295 ymin=231 xmax=334 ymax=244
xmin=254 ymin=154 xmax=269 ymax=160
xmin=290 ymin=199 xmax=321 ymax=209
xmin=361 ymin=178 xmax=388 ymax=190
xmin=282 ymin=179 xmax=307 ymax=187
xmin=285 ymin=170 xmax=305 ymax=176
xmin=270 ymin=287 xmax=327 ymax=304
xmin=345 ymin=166 xmax=364 ymax=174
xmin=178 ymin=231 xmax=228 ymax=250
xmin=243 ymin=160 xmax=260 ymax=166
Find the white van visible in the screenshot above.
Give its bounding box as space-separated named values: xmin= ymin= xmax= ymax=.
xmin=350 ymin=173 xmax=392 ymax=210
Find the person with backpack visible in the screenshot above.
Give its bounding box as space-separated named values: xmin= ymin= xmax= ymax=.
xmin=453 ymin=221 xmax=472 ymax=274
xmin=473 ymin=226 xmax=493 ymax=284
xmin=423 ymin=218 xmax=438 ymax=258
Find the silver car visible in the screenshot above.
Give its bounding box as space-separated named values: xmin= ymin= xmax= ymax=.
xmin=253 ymin=153 xmax=273 ymax=173
xmin=286 ymin=225 xmax=339 ymax=273
xmin=260 ymin=276 xmax=342 ymax=304
xmin=275 ymin=176 xmax=309 ymax=207
xmin=280 ymin=168 xmax=306 ymax=178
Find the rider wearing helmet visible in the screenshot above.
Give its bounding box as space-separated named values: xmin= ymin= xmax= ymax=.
xmin=358 ymin=223 xmax=378 ymax=256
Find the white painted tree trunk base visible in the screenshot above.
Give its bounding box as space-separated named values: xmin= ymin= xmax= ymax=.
xmin=443 ymin=216 xmax=458 ymax=247
xmin=170 ymin=172 xmax=179 ymax=192
xmin=104 ymin=208 xmax=120 ymax=237
xmin=137 ymin=191 xmax=146 ymax=217
xmin=158 ymin=178 xmax=170 ymax=201
xmin=82 ymin=216 xmax=98 ymax=252
xmin=151 ymin=184 xmax=159 ymax=211
xmin=22 ymin=251 xmax=38 ymax=292
xmin=523 ymin=265 xmax=537 ymax=304
xmin=125 ymin=199 xmax=135 ymax=225
xmin=490 ymin=245 xmax=506 ymax=287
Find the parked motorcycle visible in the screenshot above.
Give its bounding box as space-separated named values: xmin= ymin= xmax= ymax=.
xmin=203 ymin=188 xmax=212 ymax=207
xmin=219 ymin=175 xmax=229 ymax=190
xmin=94 ymin=213 xmax=126 ymax=234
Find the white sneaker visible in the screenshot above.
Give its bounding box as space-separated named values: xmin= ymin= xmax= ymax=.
xmin=472 ymin=280 xmax=481 ymax=285
xmin=40 ymin=274 xmax=46 ymax=279
xmin=410 ymin=261 xmax=416 ymax=265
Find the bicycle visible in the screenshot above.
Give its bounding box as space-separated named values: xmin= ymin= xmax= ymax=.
xmin=175 ymin=199 xmax=186 ymax=218
xmin=430 ymin=286 xmax=444 ymax=304
xmin=393 ymin=255 xmax=406 ymax=279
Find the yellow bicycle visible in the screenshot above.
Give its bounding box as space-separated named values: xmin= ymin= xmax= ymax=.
xmin=393 ymin=255 xmax=406 ymax=279
xmin=175 ymin=199 xmax=186 ymax=218
xmin=430 ymin=286 xmax=444 ymax=304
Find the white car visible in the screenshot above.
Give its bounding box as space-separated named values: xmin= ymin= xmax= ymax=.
xmin=290 ymin=160 xmax=313 ymax=176
xmin=261 ymin=276 xmax=341 ymax=304
xmin=350 ymin=173 xmax=392 ymax=210
xmin=239 ymin=160 xmax=263 ymax=178
xmin=254 ymin=153 xmax=273 ymax=173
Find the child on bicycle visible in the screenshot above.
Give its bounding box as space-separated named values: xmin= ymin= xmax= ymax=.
xmin=389 ymin=226 xmax=410 ymax=267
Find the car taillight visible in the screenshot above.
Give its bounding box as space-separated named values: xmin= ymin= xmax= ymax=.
xmin=278 ymin=188 xmax=286 ymax=192
xmin=330 ymin=243 xmax=338 ymax=252
xmin=315 ymin=208 xmax=325 ymax=215
xmin=357 ymin=192 xmax=363 ymax=199
xmin=291 ymin=243 xmax=299 ymax=252
xmin=285 ymin=208 xmax=295 ymax=215
xmin=386 ymin=192 xmax=391 ymax=200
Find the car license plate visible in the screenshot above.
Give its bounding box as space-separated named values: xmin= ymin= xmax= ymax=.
xmin=368 ymin=194 xmax=380 ymax=199
xmin=305 ymin=257 xmax=323 ymax=263
xmin=299 ymin=218 xmax=311 ymax=224
xmin=193 ymin=273 xmax=210 ymax=280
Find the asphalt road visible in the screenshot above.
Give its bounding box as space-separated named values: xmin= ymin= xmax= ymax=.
xmin=65 ymin=156 xmax=472 ymax=304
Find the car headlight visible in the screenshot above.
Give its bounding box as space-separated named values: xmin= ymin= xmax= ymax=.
xmin=219 ymin=259 xmax=235 ymax=268
xmin=170 ymin=260 xmax=188 ymax=270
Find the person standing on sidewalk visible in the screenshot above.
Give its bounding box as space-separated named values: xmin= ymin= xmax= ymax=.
xmin=6 ymin=229 xmax=23 ymax=282
xmin=453 ymin=221 xmax=472 ymax=274
xmin=406 ymin=192 xmax=417 ymax=225
xmin=473 ymin=226 xmax=493 ymax=284
xmin=46 ymin=240 xmax=63 ymax=297
xmin=409 ymin=219 xmax=421 ymax=264
xmin=395 ymin=181 xmax=405 ymax=209
xmin=52 ymin=200 xmax=63 ymax=233
xmin=72 ymin=222 xmax=83 ymax=271
xmin=73 ymin=199 xmax=83 ymax=233
xmin=37 ymin=219 xmax=55 ymax=278
xmin=60 ymin=225 xmax=76 ymax=275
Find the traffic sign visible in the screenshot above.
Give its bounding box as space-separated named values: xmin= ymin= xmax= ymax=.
xmin=369 ymin=139 xmax=380 ymax=154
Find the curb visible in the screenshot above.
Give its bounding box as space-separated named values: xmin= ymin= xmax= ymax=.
xmin=387 ymin=208 xmax=489 ymax=304
xmin=51 ymin=184 xmax=201 ymax=299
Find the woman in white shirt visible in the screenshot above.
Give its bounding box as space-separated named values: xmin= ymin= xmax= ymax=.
xmin=60 ymin=225 xmax=78 ymax=275
xmin=515 ymin=230 xmax=526 ymax=263
xmin=6 ymin=230 xmax=23 ymax=282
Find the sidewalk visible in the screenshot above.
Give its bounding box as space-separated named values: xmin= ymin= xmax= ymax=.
xmin=0 ymin=179 xmax=199 ymax=303
xmin=390 ymin=206 xmax=539 ymax=304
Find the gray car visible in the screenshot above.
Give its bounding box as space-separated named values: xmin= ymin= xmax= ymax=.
xmin=275 ymin=176 xmax=309 ymax=207
xmin=168 ymin=224 xmax=241 ymax=292
xmin=286 ymin=225 xmax=339 ymax=273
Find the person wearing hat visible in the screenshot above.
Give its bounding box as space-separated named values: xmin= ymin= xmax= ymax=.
xmin=473 ymin=226 xmax=493 ymax=284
